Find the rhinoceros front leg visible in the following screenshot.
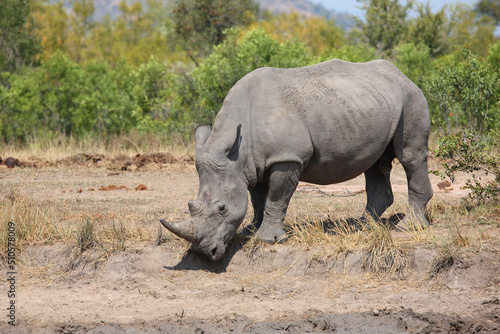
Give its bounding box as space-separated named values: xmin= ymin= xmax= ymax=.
xmin=256 ymin=162 xmax=301 ymax=244
xmin=241 ymin=182 xmax=268 ymax=236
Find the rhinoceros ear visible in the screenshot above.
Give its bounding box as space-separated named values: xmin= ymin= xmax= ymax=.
xmin=194 ymin=124 xmax=212 ymax=157
xmin=227 ymin=124 xmax=242 ymax=160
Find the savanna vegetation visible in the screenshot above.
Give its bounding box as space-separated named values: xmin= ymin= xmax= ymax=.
xmin=0 ymin=0 xmax=499 ymax=262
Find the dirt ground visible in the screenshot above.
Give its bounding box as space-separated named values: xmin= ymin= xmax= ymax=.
xmin=0 ymin=155 xmax=499 ymax=333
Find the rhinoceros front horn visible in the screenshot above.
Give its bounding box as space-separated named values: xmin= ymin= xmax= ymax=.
xmin=160 ymin=219 xmax=195 ymax=242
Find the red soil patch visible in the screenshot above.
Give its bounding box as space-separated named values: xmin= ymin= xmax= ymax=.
xmin=98 ymin=185 xmax=130 ymax=191
xmin=135 ymin=184 xmax=148 ymax=191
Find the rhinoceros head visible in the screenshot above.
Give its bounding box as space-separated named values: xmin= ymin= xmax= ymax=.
xmin=160 ymin=124 xmax=249 ymax=261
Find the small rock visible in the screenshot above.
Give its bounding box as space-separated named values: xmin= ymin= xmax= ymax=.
xmin=373 ymin=309 xmax=380 ymax=316
xmin=437 ymin=180 xmax=452 ymax=190
xmin=4 ymin=157 xmax=22 ymax=168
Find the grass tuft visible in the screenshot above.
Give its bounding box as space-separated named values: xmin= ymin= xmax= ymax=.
xmin=77 ymin=219 xmax=98 ymax=253
xmin=360 ymin=219 xmax=408 ymax=278
xmin=1 ymin=187 xmax=72 ymax=254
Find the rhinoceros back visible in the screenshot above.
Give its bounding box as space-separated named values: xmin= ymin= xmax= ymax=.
xmin=219 ymin=59 xmax=425 ymax=185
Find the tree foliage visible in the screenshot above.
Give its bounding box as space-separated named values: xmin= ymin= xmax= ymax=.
xmin=476 ymin=0 xmax=500 ymax=25
xmin=32 ymin=0 xmax=175 ymax=66
xmin=444 ymin=4 xmax=497 ymax=56
xmin=0 ymin=0 xmax=41 ymax=72
xmin=258 ymin=11 xmax=345 ymax=55
xmin=170 ymin=0 xmax=258 ymax=64
xmin=424 ymin=48 xmax=498 ymax=133
xmin=406 ymin=3 xmax=447 ymax=57
xmin=320 ymin=43 xmax=376 ymax=63
xmin=426 ymin=48 xmax=500 ymax=205
xmin=0 ymin=52 xmax=143 ymax=140
xmin=356 ymin=0 xmax=413 ymax=55
xmin=394 ymin=43 xmax=432 ymax=87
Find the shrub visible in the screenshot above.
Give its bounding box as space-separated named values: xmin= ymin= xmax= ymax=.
xmin=426 ymin=48 xmax=500 ymax=206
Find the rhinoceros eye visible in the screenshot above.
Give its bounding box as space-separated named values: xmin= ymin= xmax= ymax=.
xmin=218 ymin=204 xmax=226 ymax=212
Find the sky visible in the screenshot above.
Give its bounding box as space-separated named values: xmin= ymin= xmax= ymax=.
xmin=314 ymin=0 xmax=479 ymax=17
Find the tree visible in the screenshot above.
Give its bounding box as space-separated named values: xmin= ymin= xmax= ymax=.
xmin=0 ymin=52 xmax=143 ymax=140
xmin=66 ymin=0 xmax=95 ymax=63
xmin=476 ymin=0 xmax=500 ymax=25
xmin=0 ymin=0 xmax=41 ymax=72
xmin=356 ymin=0 xmax=413 ymax=55
xmin=32 ymin=0 xmax=68 ymax=60
xmin=406 ymin=3 xmax=446 ymax=57
xmin=170 ymin=0 xmax=258 ymax=65
xmin=259 ymin=11 xmax=345 ymax=55
xmin=320 ymin=43 xmax=376 ymax=63
xmin=91 ymin=0 xmax=174 ymax=67
xmin=445 ymin=4 xmax=496 ymax=56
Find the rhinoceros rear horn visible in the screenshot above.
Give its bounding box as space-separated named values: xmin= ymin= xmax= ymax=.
xmin=160 ymin=219 xmax=196 ymax=242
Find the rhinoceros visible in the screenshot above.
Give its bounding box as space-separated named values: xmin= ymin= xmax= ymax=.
xmin=160 ymin=59 xmax=433 ymax=261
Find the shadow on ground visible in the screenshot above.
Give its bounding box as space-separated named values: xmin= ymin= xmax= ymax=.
xmin=163 ymin=236 xmax=251 ymax=273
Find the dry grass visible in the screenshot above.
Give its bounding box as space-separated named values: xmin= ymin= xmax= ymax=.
xmin=0 ymin=187 xmax=151 ymax=258
xmin=280 ymin=190 xmax=499 ymax=278
xmin=360 ymin=219 xmax=409 ymax=278
xmin=286 ymin=212 xmax=409 ymax=277
xmin=0 ymin=186 xmax=73 ymax=254
xmin=1 ymin=132 xmax=193 ymax=162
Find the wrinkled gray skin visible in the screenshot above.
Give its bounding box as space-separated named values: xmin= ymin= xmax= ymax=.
xmin=161 ymin=59 xmax=433 ymax=261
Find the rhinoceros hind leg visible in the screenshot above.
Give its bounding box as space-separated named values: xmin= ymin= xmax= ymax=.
xmin=396 ymin=160 xmax=432 ymax=230
xmin=255 ymin=162 xmax=301 ymax=244
xmin=362 ymin=146 xmax=395 ymax=222
xmin=393 ymin=105 xmax=433 ymax=230
xmin=241 ymin=182 xmax=268 ymax=236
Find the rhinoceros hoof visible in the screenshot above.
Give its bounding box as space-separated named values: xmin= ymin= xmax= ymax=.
xmin=256 ymin=225 xmax=288 ymax=244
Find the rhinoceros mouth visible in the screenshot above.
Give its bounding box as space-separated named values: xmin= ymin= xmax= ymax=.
xmin=191 ymin=240 xmax=226 ymax=262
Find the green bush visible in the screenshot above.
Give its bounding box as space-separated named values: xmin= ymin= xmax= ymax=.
xmin=433 ymin=132 xmax=499 ymax=205
xmin=0 ymin=53 xmax=180 ymax=142
xmin=426 ymin=48 xmax=500 ymax=206
xmin=131 ymin=57 xmax=176 ymax=133
xmin=0 ymin=53 xmax=138 ymax=141
xmin=424 ymin=48 xmax=498 ymax=132
xmin=394 ymin=42 xmax=432 ymax=87
xmin=319 ymin=43 xmax=377 ymax=63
